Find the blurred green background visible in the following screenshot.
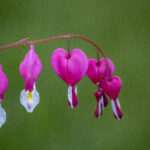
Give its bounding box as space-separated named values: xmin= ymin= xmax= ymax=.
xmin=0 ymin=0 xmax=150 ymax=149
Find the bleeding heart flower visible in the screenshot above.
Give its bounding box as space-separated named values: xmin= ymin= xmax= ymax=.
xmin=94 ymin=89 xmax=109 ymax=118
xmin=19 ymin=45 xmax=42 ymax=112
xmin=86 ymin=58 xmax=114 ymax=86
xmin=0 ymin=64 xmax=8 ymax=102
xmin=0 ymin=64 xmax=8 ymax=127
xmin=102 ymin=76 xmax=123 ymax=120
xmin=86 ymin=58 xmax=114 ymax=118
xmin=51 ymin=48 xmax=88 ymax=108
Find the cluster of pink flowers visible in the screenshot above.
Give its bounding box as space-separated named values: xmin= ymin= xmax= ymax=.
xmin=0 ymin=44 xmax=123 ymax=128
xmin=86 ymin=58 xmax=122 ymax=119
xmin=51 ymin=48 xmax=123 ymax=120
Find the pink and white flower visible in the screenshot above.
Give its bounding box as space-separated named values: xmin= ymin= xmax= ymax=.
xmin=94 ymin=89 xmax=108 ymax=118
xmin=102 ymin=76 xmax=123 ymax=120
xmin=0 ymin=64 xmax=8 ymax=127
xmin=86 ymin=58 xmax=114 ymax=86
xmin=51 ymin=48 xmax=88 ymax=108
xmin=19 ymin=45 xmax=42 ymax=112
xmin=86 ymin=57 xmax=123 ymax=119
xmin=86 ymin=58 xmax=114 ymax=117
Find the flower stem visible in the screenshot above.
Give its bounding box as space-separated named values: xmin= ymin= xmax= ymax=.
xmin=0 ymin=34 xmax=110 ymax=80
xmin=97 ymin=50 xmax=100 ymax=65
xmin=67 ymin=39 xmax=70 ymax=58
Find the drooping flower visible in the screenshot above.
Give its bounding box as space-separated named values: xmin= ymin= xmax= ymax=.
xmin=19 ymin=45 xmax=42 ymax=112
xmin=94 ymin=89 xmax=108 ymax=118
xmin=102 ymin=76 xmax=123 ymax=120
xmin=0 ymin=64 xmax=8 ymax=102
xmin=86 ymin=58 xmax=114 ymax=118
xmin=0 ymin=64 xmax=8 ymax=127
xmin=51 ymin=48 xmax=88 ymax=108
xmin=86 ymin=58 xmax=114 ymax=86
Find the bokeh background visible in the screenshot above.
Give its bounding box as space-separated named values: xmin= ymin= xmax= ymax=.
xmin=0 ymin=0 xmax=150 ymax=150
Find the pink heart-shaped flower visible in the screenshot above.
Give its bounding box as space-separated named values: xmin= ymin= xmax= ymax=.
xmin=101 ymin=76 xmax=123 ymax=120
xmin=19 ymin=45 xmax=42 ymax=113
xmin=102 ymin=76 xmax=122 ymax=100
xmin=51 ymin=48 xmax=88 ymax=86
xmin=0 ymin=64 xmax=8 ymax=102
xmin=51 ymin=48 xmax=88 ymax=108
xmin=19 ymin=45 xmax=43 ymax=92
xmin=86 ymin=58 xmax=114 ymax=86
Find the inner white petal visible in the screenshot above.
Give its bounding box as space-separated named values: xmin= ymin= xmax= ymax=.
xmin=0 ymin=103 xmax=6 ymax=128
xmin=98 ymin=100 xmax=101 ymax=117
xmin=98 ymin=97 xmax=103 ymax=117
xmin=111 ymin=100 xmax=120 ymax=120
xmin=75 ymin=86 xmax=77 ymax=95
xmin=101 ymin=96 xmax=104 ymax=108
xmin=96 ymin=82 xmax=100 ymax=86
xmin=68 ymin=85 xmax=73 ymax=108
xmin=20 ymin=85 xmax=40 ymax=113
xmin=116 ymin=98 xmax=121 ymax=108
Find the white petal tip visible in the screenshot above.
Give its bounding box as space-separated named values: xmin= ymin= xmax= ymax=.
xmin=0 ymin=104 xmax=6 ymax=128
xmin=20 ymin=88 xmax=40 ymax=113
xmin=111 ymin=99 xmax=120 ymax=120
xmin=68 ymin=85 xmax=77 ymax=108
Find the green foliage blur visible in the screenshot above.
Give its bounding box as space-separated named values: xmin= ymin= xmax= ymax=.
xmin=0 ymin=0 xmax=150 ymax=150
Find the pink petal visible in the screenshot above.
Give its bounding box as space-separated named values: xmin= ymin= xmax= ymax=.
xmin=103 ymin=93 xmax=108 ymax=107
xmin=102 ymin=76 xmax=122 ymax=100
xmin=100 ymin=58 xmax=114 ymax=77
xmin=51 ymin=48 xmax=88 ymax=85
xmin=51 ymin=48 xmax=68 ymax=83
xmin=0 ymin=64 xmax=8 ymax=102
xmin=19 ymin=45 xmax=42 ymax=91
xmin=86 ymin=58 xmax=114 ymax=86
xmin=86 ymin=59 xmax=102 ymax=85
